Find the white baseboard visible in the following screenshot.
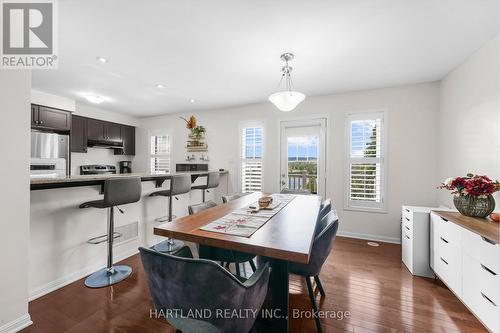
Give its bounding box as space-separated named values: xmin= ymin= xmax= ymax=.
xmin=29 ymin=246 xmax=139 ymax=301
xmin=337 ymin=231 xmax=401 ymax=244
xmin=0 ymin=314 xmax=32 ymax=333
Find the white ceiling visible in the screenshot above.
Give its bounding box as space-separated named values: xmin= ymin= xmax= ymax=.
xmin=32 ymin=0 xmax=500 ymax=117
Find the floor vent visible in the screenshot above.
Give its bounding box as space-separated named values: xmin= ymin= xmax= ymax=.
xmin=367 ymin=241 xmax=380 ymax=247
xmin=115 ymin=221 xmax=139 ymax=244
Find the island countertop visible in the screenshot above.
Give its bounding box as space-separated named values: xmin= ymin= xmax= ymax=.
xmin=30 ymin=170 xmax=229 ymax=191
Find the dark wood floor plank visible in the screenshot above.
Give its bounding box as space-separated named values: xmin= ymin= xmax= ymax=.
xmin=22 ymin=237 xmax=487 ymax=333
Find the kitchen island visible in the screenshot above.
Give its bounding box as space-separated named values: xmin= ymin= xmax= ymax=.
xmin=30 ymin=170 xmax=229 ymax=191
xmin=29 ymin=170 xmax=229 ymax=301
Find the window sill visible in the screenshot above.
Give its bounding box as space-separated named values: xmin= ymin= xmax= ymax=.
xmin=343 ymin=206 xmax=388 ymax=214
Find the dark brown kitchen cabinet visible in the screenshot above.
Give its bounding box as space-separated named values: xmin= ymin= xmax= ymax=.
xmin=87 ymin=118 xmax=122 ymax=142
xmin=105 ymin=122 xmax=122 ymax=142
xmin=70 ymin=115 xmax=87 ymax=153
xmin=87 ymin=118 xmax=105 ymax=141
xmin=31 ymin=104 xmax=71 ymax=131
xmin=115 ymin=125 xmax=135 ymax=156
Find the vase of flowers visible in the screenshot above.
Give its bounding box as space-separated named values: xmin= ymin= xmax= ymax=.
xmin=439 ymin=174 xmax=500 ymax=218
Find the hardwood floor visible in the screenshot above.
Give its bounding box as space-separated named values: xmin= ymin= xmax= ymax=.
xmin=22 ymin=237 xmax=487 ymax=333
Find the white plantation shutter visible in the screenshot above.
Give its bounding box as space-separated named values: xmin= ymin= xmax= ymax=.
xmin=150 ymin=132 xmax=170 ymax=174
xmin=241 ymin=126 xmax=263 ymax=192
xmin=346 ymin=112 xmax=386 ymax=211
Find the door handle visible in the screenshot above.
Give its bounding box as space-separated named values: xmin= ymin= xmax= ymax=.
xmin=440 ymin=257 xmax=448 ymax=265
xmin=440 ymin=237 xmax=448 ymax=244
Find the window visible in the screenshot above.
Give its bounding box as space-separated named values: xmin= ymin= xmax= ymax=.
xmin=241 ymin=125 xmax=263 ymax=192
xmin=345 ymin=111 xmax=386 ymax=211
xmin=150 ymin=131 xmax=170 ymax=174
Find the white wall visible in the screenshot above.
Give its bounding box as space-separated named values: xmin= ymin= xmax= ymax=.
xmin=439 ymin=34 xmax=500 ymax=207
xmin=137 ymin=82 xmax=441 ymax=242
xmin=0 ymin=72 xmax=32 ymax=331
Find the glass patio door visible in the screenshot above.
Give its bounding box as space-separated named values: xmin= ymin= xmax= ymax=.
xmin=280 ymin=118 xmax=327 ymax=197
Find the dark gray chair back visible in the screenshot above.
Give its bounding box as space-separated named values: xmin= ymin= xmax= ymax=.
xmin=188 ymin=200 xmax=217 ymax=215
xmin=222 ymin=193 xmax=246 ymax=203
xmin=170 ymin=174 xmax=192 ymax=196
xmin=139 ymin=247 xmax=270 ymax=333
xmin=206 ymin=171 xmax=220 ymax=189
xmin=290 ymin=211 xmax=339 ymax=277
xmin=103 ymin=177 xmax=141 ymax=207
xmin=280 ymin=188 xmax=311 ymax=194
xmin=318 ymin=199 xmax=332 ymax=224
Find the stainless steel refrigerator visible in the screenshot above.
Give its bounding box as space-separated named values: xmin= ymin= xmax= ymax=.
xmin=31 ymin=131 xmax=70 ymax=175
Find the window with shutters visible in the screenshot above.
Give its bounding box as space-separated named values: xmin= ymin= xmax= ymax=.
xmin=240 ymin=124 xmax=263 ymax=193
xmin=150 ymin=131 xmax=171 ymax=174
xmin=345 ymin=111 xmax=386 ymax=211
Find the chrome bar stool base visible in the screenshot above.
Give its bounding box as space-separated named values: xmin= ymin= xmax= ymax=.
xmin=153 ymin=239 xmax=185 ymax=253
xmin=84 ymin=265 xmax=132 ymax=288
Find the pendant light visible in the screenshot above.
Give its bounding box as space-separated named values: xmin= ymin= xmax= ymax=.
xmin=268 ymin=53 xmax=305 ymax=112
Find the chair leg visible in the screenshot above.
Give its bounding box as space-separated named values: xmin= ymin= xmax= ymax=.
xmin=314 ymin=275 xmax=326 ymax=297
xmin=235 ymin=263 xmax=241 ymax=276
xmin=249 ymin=259 xmax=257 ymax=272
xmin=202 ymin=189 xmax=206 ymax=202
xmin=305 ymin=277 xmax=323 ymax=333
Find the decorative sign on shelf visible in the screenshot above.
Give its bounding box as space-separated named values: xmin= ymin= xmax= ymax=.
xmin=180 ymin=115 xmax=208 ymax=153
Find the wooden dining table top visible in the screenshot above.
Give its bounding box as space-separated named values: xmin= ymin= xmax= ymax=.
xmin=154 ymin=192 xmax=322 ymax=264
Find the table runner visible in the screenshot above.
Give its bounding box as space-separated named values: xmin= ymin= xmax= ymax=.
xmin=199 ymin=194 xmax=295 ymax=237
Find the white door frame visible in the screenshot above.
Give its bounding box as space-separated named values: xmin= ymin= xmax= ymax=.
xmin=279 ymin=117 xmax=327 ymax=197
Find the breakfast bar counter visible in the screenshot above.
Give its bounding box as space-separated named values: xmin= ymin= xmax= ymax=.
xmin=30 ymin=170 xmax=229 ymax=191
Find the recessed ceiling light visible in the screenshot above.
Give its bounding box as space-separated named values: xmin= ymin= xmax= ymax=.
xmin=156 ymin=84 xmax=165 ymax=89
xmin=189 ymin=99 xmax=195 ymax=103
xmin=96 ymin=57 xmax=108 ymax=63
xmin=84 ymin=94 xmax=104 ymax=104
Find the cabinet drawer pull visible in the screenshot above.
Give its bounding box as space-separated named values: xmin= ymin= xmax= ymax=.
xmin=405 ymin=235 xmax=410 ymax=240
xmin=481 ymin=236 xmax=495 ymax=245
xmin=481 ymin=264 xmax=498 ymax=276
xmin=481 ymin=292 xmax=497 ymax=307
xmin=405 ymin=209 xmax=410 ymax=213
xmin=405 ymin=217 xmax=410 ymax=221
xmin=440 ymin=237 xmax=448 ymax=244
xmin=405 ymin=226 xmax=410 ymax=231
xmin=441 ymin=217 xmax=448 ymax=222
xmin=440 ymin=257 xmax=448 ymax=265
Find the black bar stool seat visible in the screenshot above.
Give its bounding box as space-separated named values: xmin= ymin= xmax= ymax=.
xmin=79 ymin=177 xmax=142 ymax=288
xmin=150 ymin=174 xmax=191 ymax=253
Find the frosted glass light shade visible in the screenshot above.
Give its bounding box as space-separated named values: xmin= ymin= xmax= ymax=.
xmin=268 ymin=91 xmax=305 ymax=112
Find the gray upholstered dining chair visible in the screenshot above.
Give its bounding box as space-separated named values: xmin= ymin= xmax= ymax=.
xmin=280 ymin=188 xmax=311 ymax=194
xmin=188 ymin=201 xmax=257 ymax=276
xmin=139 ymin=246 xmax=270 ymax=333
xmin=289 ymin=210 xmax=339 ymax=333
xmin=221 ymin=193 xmax=248 ymax=204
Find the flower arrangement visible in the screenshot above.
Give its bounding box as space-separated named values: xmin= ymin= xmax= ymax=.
xmin=180 ymin=115 xmax=197 ymax=130
xmin=439 ymin=174 xmax=500 ymax=197
xmin=439 ymin=173 xmax=499 ymax=218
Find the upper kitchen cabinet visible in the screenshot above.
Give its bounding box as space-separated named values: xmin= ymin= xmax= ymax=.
xmin=87 ymin=118 xmax=122 ymax=142
xmin=87 ymin=118 xmax=105 ymax=141
xmin=115 ymin=125 xmax=135 ymax=155
xmin=31 ymin=104 xmax=71 ymax=131
xmin=105 ymin=122 xmax=122 ymax=142
xmin=71 ymin=115 xmax=87 ymax=153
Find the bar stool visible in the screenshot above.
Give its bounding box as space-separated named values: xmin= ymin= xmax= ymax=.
xmin=150 ymin=174 xmax=191 ymax=253
xmin=191 ymin=171 xmax=219 ymax=202
xmin=79 ymin=177 xmax=141 ymax=288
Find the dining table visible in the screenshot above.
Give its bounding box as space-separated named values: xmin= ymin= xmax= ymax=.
xmin=153 ymin=191 xmax=322 ymax=332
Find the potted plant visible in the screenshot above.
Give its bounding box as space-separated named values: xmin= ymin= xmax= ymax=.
xmin=191 ymin=125 xmax=206 ymax=140
xmin=439 ymin=173 xmax=500 ymax=218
